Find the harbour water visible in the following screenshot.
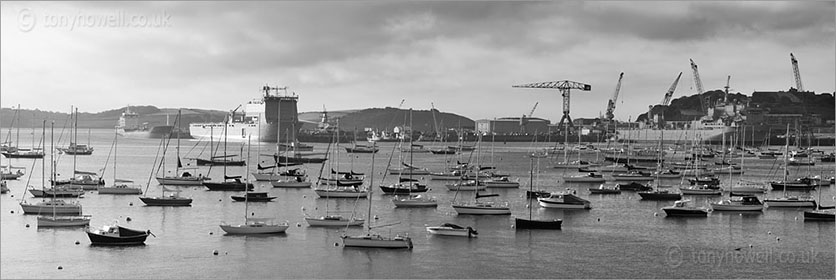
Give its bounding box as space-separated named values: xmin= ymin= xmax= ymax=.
xmin=1 ymin=129 xmax=834 ymax=279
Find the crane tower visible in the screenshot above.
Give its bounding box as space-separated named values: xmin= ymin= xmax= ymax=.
xmin=513 ymin=80 xmax=591 ymax=132
xmin=790 ymin=53 xmax=804 ymax=92
xmin=605 ymin=72 xmax=624 ymax=121
xmin=690 ymin=59 xmax=708 ymax=113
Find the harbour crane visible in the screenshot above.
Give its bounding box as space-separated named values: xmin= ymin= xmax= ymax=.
xmin=519 ymin=102 xmax=539 ymax=134
xmin=724 ymin=75 xmax=731 ymax=103
xmin=790 ymin=53 xmax=804 ymax=92
xmin=431 ymin=102 xmax=441 ymax=139
xmin=661 ymin=72 xmax=682 ymax=106
xmin=604 ymin=72 xmax=624 ymax=121
xmin=689 ymin=58 xmax=708 ymax=113
xmin=513 ymin=80 xmax=591 ymax=132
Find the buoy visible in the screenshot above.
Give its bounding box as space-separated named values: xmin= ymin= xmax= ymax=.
xmin=57 ymin=266 xmax=63 ymax=270
xmin=776 ymin=237 xmax=781 ymax=241
xmin=296 ymin=223 xmax=301 ymax=227
xmin=10 ymin=194 xmax=13 ymax=197
xmin=653 ymin=212 xmax=658 ymax=216
xmin=768 ymin=231 xmax=772 ymax=235
xmin=10 ymin=210 xmax=14 ymax=214
xmin=126 ymin=217 xmax=132 ymax=222
xmin=510 ymin=224 xmax=515 ymax=228
xmin=224 ymin=252 xmax=228 ymax=255
xmin=374 ymin=215 xmax=379 ymax=220
xmin=218 ymin=199 xmax=222 ymax=202
xmin=334 ymin=242 xmax=339 ymax=247
xmin=749 ymin=244 xmax=753 ymax=248
xmin=129 ymin=202 xmax=133 ymax=206
xmin=597 ymin=218 xmax=600 ymax=222
xmin=301 ymin=207 xmax=306 ymax=211
xmin=525 ymin=204 xmax=530 ymax=208
xmin=25 ymin=224 xmax=29 ymax=228
xmin=794 ymin=217 xmax=798 ymax=220
xmin=212 ymin=250 xmax=219 ymax=255
xmin=74 ymin=241 xmax=80 ymax=245
xmin=302 ymin=195 xmax=306 ymax=198
xmin=209 ymin=232 xmax=213 ymax=235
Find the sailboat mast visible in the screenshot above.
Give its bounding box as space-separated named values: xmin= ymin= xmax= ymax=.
xmin=244 ymin=135 xmax=251 ymax=221
xmin=72 ymin=108 xmax=78 ymax=178
xmin=782 ymin=124 xmax=790 ymax=197
xmin=41 ymin=120 xmax=45 ymax=190
xmin=367 ymin=148 xmax=375 ymax=233
xmin=409 ymin=109 xmax=414 ymax=181
xmin=114 ymin=127 xmax=118 ymax=183
xmin=176 ymin=109 xmax=181 ymax=175
xmin=528 ymin=157 xmax=534 ymax=220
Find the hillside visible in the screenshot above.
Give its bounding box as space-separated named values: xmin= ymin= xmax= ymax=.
xmin=0 ymin=106 xmax=474 ymax=134
xmin=334 ymin=107 xmax=474 ymax=133
xmin=0 ymin=106 xmax=228 ymax=129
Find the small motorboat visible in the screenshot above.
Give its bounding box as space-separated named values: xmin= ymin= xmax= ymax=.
xmin=426 ymin=223 xmax=478 ymax=238
xmin=662 ymin=199 xmax=709 ymax=217
xmin=86 ymin=224 xmax=152 ymax=246
xmin=537 ymin=190 xmax=592 ymax=209
xmin=563 ymin=172 xmax=606 ymax=183
xmin=615 ymin=182 xmax=652 ymax=191
xmin=589 ymin=184 xmax=621 ymax=194
xmin=710 ymin=195 xmax=764 ymax=211
xmin=230 ymin=192 xmax=276 ymax=202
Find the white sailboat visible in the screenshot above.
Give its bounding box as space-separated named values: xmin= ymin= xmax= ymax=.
xmin=305 ymin=129 xmax=364 ymax=227
xmin=220 ymin=136 xmax=289 ymax=234
xmin=342 ymin=149 xmax=413 ymax=248
xmin=37 ymin=121 xmax=90 ymax=227
xmin=764 ymin=124 xmax=817 ymax=208
xmin=452 ymin=135 xmax=511 ymax=215
xmin=98 ymin=129 xmax=142 ymax=194
xmin=155 ymin=110 xmax=210 ymax=186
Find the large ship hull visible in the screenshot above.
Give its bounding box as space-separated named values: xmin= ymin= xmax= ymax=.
xmin=118 ymin=126 xmax=192 ymax=139
xmin=615 ymin=127 xmax=734 ymax=144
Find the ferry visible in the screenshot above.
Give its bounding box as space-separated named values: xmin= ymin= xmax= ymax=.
xmin=189 ymin=85 xmax=300 ymax=143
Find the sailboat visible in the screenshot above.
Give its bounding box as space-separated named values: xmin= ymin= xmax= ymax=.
xmin=1 ymin=105 xmax=45 ymax=159
xmin=305 ymin=129 xmax=365 ymax=227
xmin=220 ymin=136 xmax=289 ymax=234
xmin=638 ymin=127 xmax=682 ymax=201
xmin=140 ymin=119 xmax=194 ymax=206
xmin=20 ymin=121 xmax=83 ymax=216
xmin=804 ymin=188 xmax=836 ymax=221
xmin=155 ymin=110 xmax=210 ymax=186
xmin=37 ymin=121 xmax=91 ymax=227
xmin=764 ymin=124 xmax=817 ymax=208
xmin=270 ymin=125 xmax=313 ymax=188
xmin=202 ymin=115 xmax=253 ymax=191
xmin=51 ymin=109 xmax=103 ymax=190
xmin=313 ymin=120 xmax=367 ymax=198
xmin=98 ymin=129 xmax=142 ymax=195
xmin=452 ymin=135 xmax=511 ymax=215
xmin=515 ymin=157 xmax=562 ymax=229
xmin=58 ymin=124 xmax=93 ymax=155
xmin=710 ymin=128 xmax=764 ymax=211
xmin=341 ymin=149 xmax=413 ymax=248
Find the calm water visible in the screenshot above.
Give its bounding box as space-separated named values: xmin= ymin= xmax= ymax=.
xmin=1 ymin=128 xmax=834 ymax=279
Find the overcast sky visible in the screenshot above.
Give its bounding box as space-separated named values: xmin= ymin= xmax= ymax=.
xmin=2 ymin=1 xmax=834 ymax=122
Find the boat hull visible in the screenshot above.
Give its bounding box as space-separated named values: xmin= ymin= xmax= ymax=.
xmin=803 ymin=210 xmax=835 ymax=221
xmin=314 ymin=189 xmax=368 ymax=198
xmin=710 ymin=203 xmax=764 ymax=211
xmin=392 ymin=197 xmax=438 ymax=208
xmin=426 ymin=227 xmax=477 ymax=237
xmin=155 ymin=176 xmax=208 ymax=186
xmin=342 ymin=235 xmax=413 ymax=249
xmin=271 ymin=181 xmax=312 ymax=188
xmin=514 ymin=218 xmax=562 ymax=230
xmin=37 ymin=216 xmax=91 ymax=227
xmin=452 ymin=204 xmax=511 ymax=215
xmin=220 ymin=224 xmax=288 ymax=234
xmin=662 ymin=207 xmax=709 ymax=217
xmin=98 ymin=187 xmax=143 ymax=195
xmin=20 ymin=203 xmax=81 ymax=215
xmin=764 ymin=199 xmax=817 ymax=208
xmin=139 ymin=196 xmax=192 ymax=206
xmin=86 ymin=226 xmax=149 ymax=246
xmin=638 ymin=192 xmax=682 ymax=201
xmin=305 ymin=217 xmax=364 ymax=227
xmin=203 ymin=182 xmax=254 ymax=191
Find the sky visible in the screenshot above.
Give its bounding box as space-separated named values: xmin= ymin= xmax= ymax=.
xmin=1 ymin=1 xmax=834 ymax=123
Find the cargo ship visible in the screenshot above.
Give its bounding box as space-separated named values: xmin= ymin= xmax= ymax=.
xmin=188 ymin=85 xmax=299 ymax=143
xmin=116 ymin=107 xmax=191 ymax=139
